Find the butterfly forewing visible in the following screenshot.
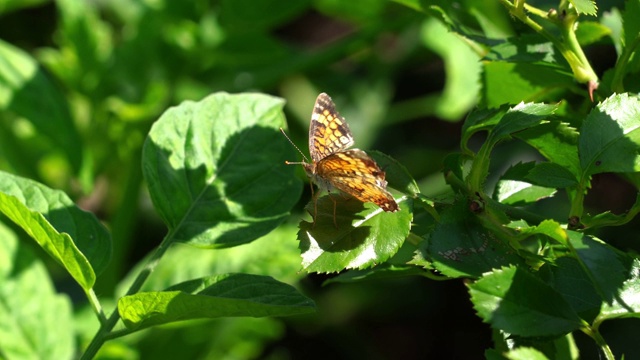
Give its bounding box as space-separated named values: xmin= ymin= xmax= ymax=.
xmin=309 ymin=93 xmax=354 ymax=163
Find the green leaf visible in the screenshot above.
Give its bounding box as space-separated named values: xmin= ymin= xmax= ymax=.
xmin=481 ymin=62 xmax=574 ymax=108
xmin=539 ymin=257 xmax=601 ymax=322
xmin=494 ymin=163 xmax=557 ymax=206
xmin=491 ymin=102 xmax=559 ymax=141
xmin=469 ymin=266 xmax=583 ymax=337
xmin=0 ymin=39 xmax=82 ymax=172
xmin=425 ymin=201 xmax=525 ymax=278
xmin=460 ymin=105 xmax=509 ymax=154
xmin=369 ymin=151 xmax=420 ymax=196
xmin=142 ymin=92 xmax=301 ymax=248
xmin=599 ymin=258 xmax=640 ymax=319
xmin=117 ymin=224 xmax=304 ymax=295
xmin=579 ymin=93 xmax=640 ymax=177
xmin=0 ymin=171 xmax=111 ymax=290
xmin=297 ymin=195 xmax=413 ymax=273
xmin=575 ymin=21 xmax=611 ymax=46
xmin=483 ymin=35 xmax=557 ymax=64
xmin=568 ymin=0 xmax=597 ymax=16
xmin=505 ymin=347 xmax=549 ymax=360
xmin=0 ymin=222 xmax=74 ymax=359
xmin=567 ymin=231 xmax=627 ymax=304
xmin=582 ymin=193 xmax=640 ymax=228
xmin=516 ymin=121 xmax=581 ymax=181
xmin=118 ymin=273 xmax=316 ymax=331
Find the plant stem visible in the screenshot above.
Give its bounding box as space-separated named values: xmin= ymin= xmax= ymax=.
xmin=611 ymin=33 xmax=640 ymax=93
xmin=86 ymin=289 xmax=107 ymax=325
xmin=80 ymin=232 xmax=175 ymax=360
xmin=581 ymin=326 xmax=615 ymax=360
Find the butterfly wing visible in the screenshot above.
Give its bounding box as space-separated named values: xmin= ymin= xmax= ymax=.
xmin=316 ymin=149 xmax=399 ymax=212
xmin=308 ymin=93 xmax=355 ymax=163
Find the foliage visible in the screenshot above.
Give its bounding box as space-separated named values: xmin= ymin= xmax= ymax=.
xmin=1 ymin=0 xmax=640 ymax=359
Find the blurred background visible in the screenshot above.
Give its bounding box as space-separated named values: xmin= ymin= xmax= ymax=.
xmin=0 ymin=0 xmax=632 ymax=359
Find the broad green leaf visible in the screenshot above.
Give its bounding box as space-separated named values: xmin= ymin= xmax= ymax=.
xmin=599 ymin=258 xmax=640 ymax=319
xmin=505 ymin=347 xmax=549 ymax=360
xmin=117 ymin=225 xmax=303 ymax=296
xmin=469 ymin=266 xmax=583 ymax=337
xmin=579 ymin=93 xmax=640 ymax=176
xmin=297 ymin=195 xmax=412 ymax=273
xmin=526 ymin=163 xmax=577 ymax=188
xmin=567 ymin=232 xmax=626 ymax=304
xmin=0 ymin=222 xmax=74 ymax=360
xmin=0 ymin=171 xmax=111 ymax=290
xmin=142 ymin=92 xmax=301 ymax=248
xmin=481 ymin=61 xmax=574 ymax=108
xmin=539 ymin=257 xmax=601 ymax=322
xmin=425 ymin=201 xmax=525 ymax=278
xmin=569 ymin=0 xmax=597 ymax=16
xmin=516 ymin=121 xmax=580 ymax=181
xmin=0 ymin=39 xmax=82 ymax=172
xmin=420 ymin=18 xmax=480 ymax=121
xmin=118 ymin=274 xmax=316 ymax=331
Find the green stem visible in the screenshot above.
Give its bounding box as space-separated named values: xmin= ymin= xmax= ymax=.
xmin=86 ymin=289 xmax=107 ymax=325
xmin=580 ymin=326 xmax=615 ymax=360
xmin=80 ymin=233 xmax=174 ymax=360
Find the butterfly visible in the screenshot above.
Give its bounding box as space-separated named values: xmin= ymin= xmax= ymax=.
xmin=282 ymin=92 xmax=398 ymax=226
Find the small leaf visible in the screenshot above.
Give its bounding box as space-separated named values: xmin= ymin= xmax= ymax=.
xmin=491 ymin=102 xmax=559 ymax=141
xmin=142 ymin=92 xmax=301 ymax=248
xmin=0 ymin=171 xmax=111 ymax=290
xmin=461 ymin=105 xmax=509 ymax=154
xmin=118 ymin=274 xmax=316 ymax=331
xmin=425 ymin=201 xmax=525 ymax=278
xmin=575 ymin=21 xmax=611 ymax=45
xmin=516 ymin=121 xmax=580 ymax=178
xmin=469 ymin=266 xmax=583 ymax=337
xmin=0 ymin=222 xmax=74 ymax=359
xmin=569 ymin=0 xmax=597 ymax=16
xmin=582 ymin=193 xmax=640 ymax=228
xmin=579 ymin=93 xmax=640 ymax=176
xmin=297 ymin=195 xmax=412 ymax=273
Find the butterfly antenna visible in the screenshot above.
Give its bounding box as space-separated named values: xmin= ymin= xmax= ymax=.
xmin=280 ymin=128 xmax=310 ymax=164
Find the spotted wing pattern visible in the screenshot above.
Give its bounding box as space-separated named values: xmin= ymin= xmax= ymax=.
xmin=292 ymin=92 xmax=400 ymax=213
xmin=315 ymin=149 xmax=399 ymax=212
xmin=308 ymin=93 xmax=354 ymax=163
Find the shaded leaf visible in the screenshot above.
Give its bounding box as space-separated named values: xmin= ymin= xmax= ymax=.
xmin=142 ymin=92 xmax=301 ymax=248
xmin=297 ymin=195 xmax=412 ymax=273
xmin=118 ymin=274 xmax=316 ymax=331
xmin=469 ymin=266 xmax=583 ymax=337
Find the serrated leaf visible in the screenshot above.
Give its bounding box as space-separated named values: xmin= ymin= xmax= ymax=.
xmin=600 ymin=258 xmax=640 ymax=319
xmin=579 ymin=93 xmax=640 ymax=176
xmin=0 ymin=39 xmax=82 ymax=172
xmin=425 ymin=201 xmax=525 ymax=278
xmin=567 ymin=231 xmax=626 ymax=304
xmin=297 ymin=195 xmax=412 ymax=273
xmin=142 ymin=92 xmax=301 ymax=248
xmin=516 ymin=121 xmax=580 ymax=178
xmin=469 ymin=266 xmax=583 ymax=337
xmin=491 ymin=102 xmax=559 ymax=141
xmin=569 ymin=0 xmax=597 ymax=16
xmin=118 ymin=273 xmax=316 ymax=331
xmin=483 ymin=35 xmax=557 ymax=63
xmin=495 ymin=179 xmax=556 ymax=205
xmin=0 ymin=171 xmax=111 ymax=290
xmin=525 ymin=162 xmax=577 ymax=188
xmin=461 ymin=105 xmax=509 ymax=154
xmin=539 ymin=257 xmax=601 ymax=322
xmin=0 ymin=222 xmax=74 ymax=359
